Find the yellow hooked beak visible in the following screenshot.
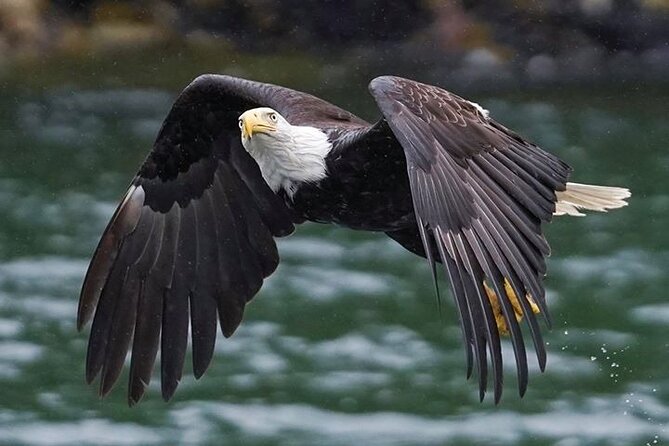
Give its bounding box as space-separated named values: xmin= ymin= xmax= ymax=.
xmin=240 ymin=113 xmax=276 ymax=139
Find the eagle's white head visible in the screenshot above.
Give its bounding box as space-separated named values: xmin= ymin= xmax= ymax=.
xmin=239 ymin=107 xmax=331 ymax=196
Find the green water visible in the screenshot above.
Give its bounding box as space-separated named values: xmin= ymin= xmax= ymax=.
xmin=0 ymin=78 xmax=667 ymax=445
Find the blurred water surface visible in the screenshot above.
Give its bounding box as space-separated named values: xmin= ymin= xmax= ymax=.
xmin=0 ymin=81 xmax=667 ymax=446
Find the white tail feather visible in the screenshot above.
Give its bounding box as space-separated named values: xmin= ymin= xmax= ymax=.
xmin=554 ymin=182 xmax=631 ymax=217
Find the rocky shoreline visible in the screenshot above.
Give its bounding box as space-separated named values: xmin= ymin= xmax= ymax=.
xmin=2 ymin=0 xmax=668 ymax=92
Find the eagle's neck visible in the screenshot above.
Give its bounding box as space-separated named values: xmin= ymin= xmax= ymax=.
xmin=243 ymin=125 xmax=332 ymax=197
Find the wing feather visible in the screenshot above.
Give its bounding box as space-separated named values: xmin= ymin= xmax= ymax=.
xmin=188 ymin=197 xmax=220 ymax=381
xmin=78 ymin=186 xmax=144 ymax=330
xmin=369 ymin=75 xmax=572 ymax=401
xmin=209 ymin=173 xmax=249 ymax=336
xmin=126 ymin=211 xmax=165 ymax=405
xmin=453 ymin=230 xmax=503 ymax=400
xmin=161 ymin=204 xmax=198 ymax=396
xmin=85 ymin=191 xmax=150 ymax=385
xmin=80 ymin=75 xmax=369 ymax=402
xmin=99 ymin=206 xmax=156 ymax=396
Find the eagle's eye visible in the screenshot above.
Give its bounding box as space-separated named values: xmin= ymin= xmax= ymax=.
xmin=238 ymin=119 xmax=243 ymax=129
xmin=269 ymin=113 xmax=278 ymax=122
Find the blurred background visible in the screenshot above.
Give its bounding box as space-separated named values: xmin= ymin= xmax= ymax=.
xmin=0 ymin=1 xmax=668 ymax=445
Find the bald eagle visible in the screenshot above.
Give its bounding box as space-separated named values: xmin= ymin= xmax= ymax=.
xmin=77 ymin=75 xmax=630 ymax=405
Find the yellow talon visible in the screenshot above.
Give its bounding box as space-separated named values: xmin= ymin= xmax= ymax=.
xmin=483 ymin=279 xmax=541 ymax=335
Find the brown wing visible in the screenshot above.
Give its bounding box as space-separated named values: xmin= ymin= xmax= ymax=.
xmin=78 ymin=75 xmax=366 ymax=404
xmin=369 ymin=76 xmax=572 ymax=402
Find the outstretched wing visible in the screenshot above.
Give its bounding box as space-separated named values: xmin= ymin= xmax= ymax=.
xmin=368 ymin=76 xmax=572 ymax=402
xmin=78 ymin=75 xmax=366 ymax=404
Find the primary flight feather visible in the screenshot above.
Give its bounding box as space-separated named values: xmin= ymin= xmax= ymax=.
xmin=77 ymin=75 xmax=630 ymax=405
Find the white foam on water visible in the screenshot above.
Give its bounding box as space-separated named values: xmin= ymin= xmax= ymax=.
xmin=14 ymin=89 xmax=172 ymax=156
xmin=0 ymin=317 xmax=22 ymax=337
xmin=0 ymin=341 xmax=43 ymax=362
xmin=0 ymin=419 xmax=163 ymax=445
xmin=167 ymin=398 xmax=666 ymax=446
xmin=553 ymin=249 xmax=666 ymax=285
xmin=632 ymin=304 xmax=669 ymax=325
xmin=277 ymin=237 xmax=346 ymax=261
xmin=279 ymin=265 xmax=396 ymax=301
xmin=575 ymin=328 xmax=636 ymax=347
xmin=2 ymin=294 xmax=77 ymax=321
xmin=303 ymin=327 xmax=439 ymax=371
xmin=500 ymin=342 xmax=599 ymax=377
xmin=0 ymin=340 xmax=43 ymax=378
xmin=308 ymin=370 xmax=392 ymax=393
xmin=0 ymin=256 xmax=86 ymax=285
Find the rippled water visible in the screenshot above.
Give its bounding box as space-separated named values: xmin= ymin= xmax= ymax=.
xmin=0 ymin=82 xmax=667 ymax=445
